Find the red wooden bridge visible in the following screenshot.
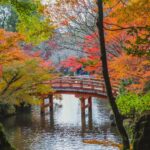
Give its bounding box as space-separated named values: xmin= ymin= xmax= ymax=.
xmin=41 ymin=76 xmax=118 ymax=128
xmin=51 ymin=76 xmax=118 ymax=98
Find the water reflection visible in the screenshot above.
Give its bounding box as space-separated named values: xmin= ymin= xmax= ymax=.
xmin=3 ymin=94 xmax=121 ymax=150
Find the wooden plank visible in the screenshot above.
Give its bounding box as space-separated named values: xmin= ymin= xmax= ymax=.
xmin=48 ymin=76 xmax=118 ymax=98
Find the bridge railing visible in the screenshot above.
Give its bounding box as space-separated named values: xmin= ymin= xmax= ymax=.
xmin=51 ymin=76 xmax=119 ymax=96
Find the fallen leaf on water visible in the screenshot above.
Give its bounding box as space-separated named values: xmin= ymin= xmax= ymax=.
xmin=83 ymin=139 xmax=122 ymax=149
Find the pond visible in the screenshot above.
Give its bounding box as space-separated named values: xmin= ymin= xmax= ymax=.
xmin=2 ymin=95 xmax=121 ymax=150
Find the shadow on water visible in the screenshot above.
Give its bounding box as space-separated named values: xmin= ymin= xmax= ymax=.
xmin=2 ymin=95 xmax=121 ymax=150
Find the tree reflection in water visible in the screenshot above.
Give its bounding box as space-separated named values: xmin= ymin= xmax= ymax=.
xmin=2 ymin=94 xmax=121 ymax=150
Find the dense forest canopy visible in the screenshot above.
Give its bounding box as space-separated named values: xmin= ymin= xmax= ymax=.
xmin=0 ymin=0 xmax=149 ymax=149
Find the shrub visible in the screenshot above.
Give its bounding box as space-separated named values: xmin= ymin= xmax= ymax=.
xmin=116 ymin=92 xmax=150 ymax=117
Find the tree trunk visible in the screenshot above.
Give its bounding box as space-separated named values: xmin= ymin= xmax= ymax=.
xmin=96 ymin=0 xmax=130 ymax=149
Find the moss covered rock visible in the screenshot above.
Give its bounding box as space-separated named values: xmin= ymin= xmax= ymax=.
xmin=133 ymin=112 xmax=150 ymax=150
xmin=0 ymin=123 xmax=15 ymax=150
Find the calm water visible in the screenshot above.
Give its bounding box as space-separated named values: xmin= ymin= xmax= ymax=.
xmin=3 ymin=95 xmax=121 ymax=150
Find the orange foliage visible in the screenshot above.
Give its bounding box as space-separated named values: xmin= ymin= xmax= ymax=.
xmin=0 ymin=29 xmax=28 ymax=65
xmin=0 ymin=29 xmax=54 ymax=77
xmin=60 ymin=56 xmax=83 ymax=71
xmin=109 ymin=52 xmax=150 ymax=92
xmin=46 ymin=0 xmax=150 ymax=93
xmin=0 ymin=29 xmax=29 ymax=77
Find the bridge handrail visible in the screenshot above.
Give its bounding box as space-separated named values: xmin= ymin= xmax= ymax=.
xmin=51 ymin=79 xmax=103 ymax=87
xmin=52 ymin=77 xmax=103 ymax=84
xmin=52 ymin=76 xmax=119 ymax=85
xmin=50 ymin=76 xmax=119 ymax=95
xmin=52 ymin=77 xmax=118 ymax=87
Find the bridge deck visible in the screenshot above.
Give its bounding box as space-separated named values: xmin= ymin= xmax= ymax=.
xmin=41 ymin=76 xmax=119 ymax=115
xmin=50 ymin=76 xmax=118 ymax=98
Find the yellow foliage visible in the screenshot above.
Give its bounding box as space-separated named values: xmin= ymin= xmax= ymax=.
xmin=83 ymin=139 xmax=133 ymax=150
xmin=83 ymin=139 xmax=122 ymax=149
xmin=0 ymin=29 xmax=55 ymax=105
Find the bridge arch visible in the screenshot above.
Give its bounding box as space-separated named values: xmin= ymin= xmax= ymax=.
xmin=51 ymin=76 xmax=118 ymax=98
xmin=41 ymin=76 xmax=118 ymax=128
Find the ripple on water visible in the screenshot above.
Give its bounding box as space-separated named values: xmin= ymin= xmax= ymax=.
xmin=3 ymin=95 xmax=121 ymax=150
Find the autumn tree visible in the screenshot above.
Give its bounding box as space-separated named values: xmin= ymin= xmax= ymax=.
xmin=0 ymin=28 xmax=53 ymax=150
xmin=43 ymin=0 xmax=98 ymax=57
xmin=1 ymin=59 xmax=53 ymax=105
xmin=109 ymin=53 xmax=150 ymax=93
xmin=40 ymin=0 xmax=150 ymax=149
xmin=0 ymin=29 xmax=54 ymax=107
xmin=97 ymin=1 xmax=130 ymax=149
xmin=47 ymin=0 xmax=150 ymax=149
xmin=0 ymin=1 xmax=56 ymax=148
xmin=0 ymin=29 xmax=26 ymax=76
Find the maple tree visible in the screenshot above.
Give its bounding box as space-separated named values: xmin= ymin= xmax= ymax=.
xmin=0 ymin=59 xmax=53 ymax=105
xmin=44 ymin=0 xmax=98 ymax=54
xmin=47 ymin=0 xmax=150 ymax=149
xmin=109 ymin=52 xmax=150 ymax=93
xmin=57 ymin=0 xmax=150 ymax=93
xmin=0 ymin=29 xmax=54 ymax=106
xmin=0 ymin=29 xmax=27 ymax=76
xmin=0 ymin=1 xmax=56 ymax=148
xmin=60 ymin=56 xmax=82 ymax=72
xmin=97 ymin=1 xmax=130 ymax=149
xmin=0 ymin=0 xmax=149 ymax=149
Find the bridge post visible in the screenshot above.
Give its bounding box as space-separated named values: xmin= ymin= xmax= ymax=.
xmin=40 ymin=99 xmax=45 ymax=115
xmin=80 ymin=97 xmax=86 ymax=130
xmin=88 ymin=97 xmax=93 ymax=130
xmin=49 ymin=94 xmax=53 ymax=113
xmin=88 ymin=97 xmax=92 ymax=113
xmin=48 ymin=94 xmax=55 ymax=128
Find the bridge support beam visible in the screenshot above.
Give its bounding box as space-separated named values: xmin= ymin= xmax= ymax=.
xmin=80 ymin=96 xmax=93 ymax=131
xmin=40 ymin=99 xmax=45 ymax=115
xmin=40 ymin=94 xmax=53 ymax=115
xmin=88 ymin=97 xmax=92 ymax=114
xmin=80 ymin=97 xmax=86 ymax=131
xmin=49 ymin=94 xmax=53 ymax=113
xmin=49 ymin=95 xmax=54 ymax=128
xmin=88 ymin=97 xmax=93 ymax=130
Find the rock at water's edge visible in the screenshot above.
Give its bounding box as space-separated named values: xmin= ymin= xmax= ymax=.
xmin=133 ymin=112 xmax=150 ymax=150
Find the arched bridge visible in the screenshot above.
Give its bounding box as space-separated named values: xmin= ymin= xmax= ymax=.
xmin=41 ymin=76 xmax=119 ymax=126
xmin=51 ymin=76 xmax=118 ymax=98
